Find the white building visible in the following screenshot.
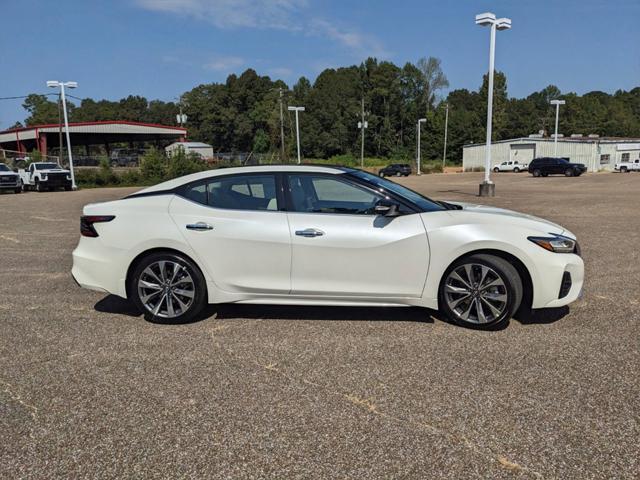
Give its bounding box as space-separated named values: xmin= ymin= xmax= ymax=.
xmin=462 ymin=136 xmax=640 ymax=172
xmin=165 ymin=142 xmax=214 ymax=160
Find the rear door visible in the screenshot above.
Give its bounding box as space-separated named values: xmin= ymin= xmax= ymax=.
xmin=284 ymin=173 xmax=429 ymax=298
xmin=169 ymin=173 xmax=291 ymax=294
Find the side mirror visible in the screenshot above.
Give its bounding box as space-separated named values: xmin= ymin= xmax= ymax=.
xmin=374 ymin=199 xmax=401 ymax=217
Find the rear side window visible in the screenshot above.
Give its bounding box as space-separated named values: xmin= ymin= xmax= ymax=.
xmin=181 ymin=174 xmax=278 ymax=211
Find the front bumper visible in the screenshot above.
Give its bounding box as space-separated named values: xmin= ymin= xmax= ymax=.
xmin=532 ymin=253 xmax=584 ymax=308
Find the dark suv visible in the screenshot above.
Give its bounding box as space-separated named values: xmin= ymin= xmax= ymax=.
xmin=379 ymin=164 xmax=411 ymax=177
xmin=528 ymin=157 xmax=587 ymax=177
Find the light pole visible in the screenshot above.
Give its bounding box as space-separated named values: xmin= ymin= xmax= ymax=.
xmin=417 ymin=118 xmax=426 ymax=176
xmin=551 ymin=99 xmax=565 ymax=157
xmin=288 ymin=106 xmax=305 ymax=164
xmin=358 ymin=97 xmax=368 ymax=168
xmin=475 ymin=12 xmax=511 ymax=196
xmin=442 ymin=103 xmax=449 ymax=172
xmin=47 ymin=80 xmax=78 ymax=189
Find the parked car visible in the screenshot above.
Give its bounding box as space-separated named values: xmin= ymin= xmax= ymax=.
xmin=110 ymin=149 xmax=144 ymax=167
xmin=614 ymin=158 xmax=640 ymax=172
xmin=0 ymin=163 xmax=22 ymax=194
xmin=528 ymin=157 xmax=587 ymax=177
xmin=72 ymin=165 xmax=584 ymax=330
xmin=18 ymin=162 xmax=72 ymax=192
xmin=379 ymin=164 xmax=411 ymax=177
xmin=493 ymin=161 xmax=527 ymax=173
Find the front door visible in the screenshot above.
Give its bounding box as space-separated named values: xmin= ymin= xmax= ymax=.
xmin=284 ymin=173 xmax=429 ymax=298
xmin=169 ymin=173 xmax=291 ymax=294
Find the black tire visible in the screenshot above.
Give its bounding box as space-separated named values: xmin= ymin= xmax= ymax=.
xmin=493 ymin=167 xmax=500 ymax=173
xmin=379 ymin=172 xmax=385 ymax=177
xmin=111 ymin=161 xmax=118 ymax=168
xmin=513 ymin=167 xmax=520 ymax=173
xmin=395 ymin=172 xmax=401 ymax=177
xmin=621 ymin=167 xmax=628 ymax=173
xmin=129 ymin=252 xmax=207 ymax=324
xmin=14 ymin=187 xmax=21 ymax=194
xmin=439 ymin=254 xmax=523 ymax=329
xmin=64 ymin=186 xmax=72 ymax=191
xmin=35 ymin=179 xmax=42 ymax=192
xmin=565 ymin=168 xmax=574 ymax=177
xmin=532 ymin=169 xmax=541 ymax=177
xmin=542 ymin=172 xmax=549 ymax=177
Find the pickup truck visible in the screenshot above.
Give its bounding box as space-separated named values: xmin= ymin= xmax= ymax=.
xmin=614 ymin=159 xmax=640 ymax=172
xmin=0 ymin=163 xmax=22 ymax=193
xmin=493 ymin=160 xmax=527 ymax=173
xmin=18 ymin=162 xmax=72 ymax=192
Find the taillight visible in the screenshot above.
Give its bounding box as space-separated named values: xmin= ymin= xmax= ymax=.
xmin=80 ymin=215 xmax=115 ymax=237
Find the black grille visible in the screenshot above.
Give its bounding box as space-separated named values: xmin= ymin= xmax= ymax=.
xmin=0 ymin=175 xmax=17 ymax=184
xmin=559 ymin=272 xmax=572 ymax=299
xmin=45 ymin=173 xmax=70 ymax=186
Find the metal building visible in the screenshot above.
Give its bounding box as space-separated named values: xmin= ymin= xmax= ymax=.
xmin=463 ymin=136 xmax=640 ymax=172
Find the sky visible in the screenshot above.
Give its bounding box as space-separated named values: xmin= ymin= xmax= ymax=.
xmin=1 ymin=0 xmax=638 ymax=128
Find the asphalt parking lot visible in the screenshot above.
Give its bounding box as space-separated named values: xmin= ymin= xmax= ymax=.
xmin=1 ymin=172 xmax=638 ymax=479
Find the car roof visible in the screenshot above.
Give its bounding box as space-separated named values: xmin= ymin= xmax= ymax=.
xmin=136 ymin=164 xmax=354 ymax=194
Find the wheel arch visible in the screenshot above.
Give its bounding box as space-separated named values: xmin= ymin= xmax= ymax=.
xmin=437 ymin=248 xmax=533 ymax=315
xmin=125 ymin=247 xmax=208 ymax=299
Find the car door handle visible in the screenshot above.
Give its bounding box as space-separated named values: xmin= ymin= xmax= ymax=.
xmin=295 ymin=228 xmax=324 ymax=237
xmin=186 ymin=222 xmax=213 ymax=231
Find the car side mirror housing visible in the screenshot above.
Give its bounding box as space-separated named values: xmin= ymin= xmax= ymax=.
xmin=375 ymin=199 xmax=401 ymax=217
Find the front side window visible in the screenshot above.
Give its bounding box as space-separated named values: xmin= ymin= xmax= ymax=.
xmin=288 ymin=174 xmax=381 ymax=214
xmin=182 ymin=174 xmax=278 ymax=211
xmin=0 ymin=164 xmax=10 ymax=172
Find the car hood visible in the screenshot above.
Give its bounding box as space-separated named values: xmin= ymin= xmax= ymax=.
xmin=445 ymin=201 xmax=574 ymax=238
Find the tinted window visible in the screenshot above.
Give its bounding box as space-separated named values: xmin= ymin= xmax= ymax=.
xmin=35 ymin=163 xmax=60 ymax=170
xmin=0 ymin=164 xmax=10 ymax=172
xmin=288 ymin=174 xmax=381 ymax=214
xmin=208 ymin=174 xmax=277 ymax=211
xmin=346 ymin=170 xmax=445 ymax=212
xmin=182 ymin=174 xmax=278 ymax=211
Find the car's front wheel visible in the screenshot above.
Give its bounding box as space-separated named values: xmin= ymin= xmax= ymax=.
xmin=565 ymin=168 xmax=574 ymax=177
xmin=532 ymin=169 xmax=541 ymax=177
xmin=439 ymin=254 xmax=522 ymax=329
xmin=513 ymin=167 xmax=520 ymax=173
xmin=130 ymin=252 xmax=207 ymax=324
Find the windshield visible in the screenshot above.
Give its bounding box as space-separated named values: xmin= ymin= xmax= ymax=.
xmin=0 ymin=164 xmax=10 ymax=172
xmin=346 ymin=170 xmax=445 ymax=212
xmin=35 ymin=163 xmax=61 ymax=170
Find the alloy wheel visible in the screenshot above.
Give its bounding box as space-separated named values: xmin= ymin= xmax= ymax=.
xmin=137 ymin=260 xmax=195 ymax=319
xmin=443 ymin=263 xmax=508 ymax=324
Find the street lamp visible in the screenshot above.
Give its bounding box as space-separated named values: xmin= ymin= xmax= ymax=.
xmin=550 ymin=99 xmax=566 ymax=157
xmin=47 ymin=80 xmax=78 ymax=190
xmin=475 ymin=12 xmax=511 ymax=196
xmin=417 ymin=118 xmax=426 ymax=176
xmin=288 ymin=106 xmax=305 ymax=164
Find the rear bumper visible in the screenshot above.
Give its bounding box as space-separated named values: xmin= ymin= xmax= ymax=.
xmin=72 ymin=238 xmax=128 ymax=298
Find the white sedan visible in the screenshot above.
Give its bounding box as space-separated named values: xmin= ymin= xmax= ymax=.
xmin=72 ymin=165 xmax=584 ymax=329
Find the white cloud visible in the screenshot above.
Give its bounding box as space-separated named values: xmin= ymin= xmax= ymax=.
xmin=204 ymin=55 xmax=245 ymax=71
xmin=135 ymin=0 xmax=388 ymax=58
xmin=267 ymin=67 xmax=292 ymax=77
xmin=135 ymin=0 xmax=307 ymax=30
xmin=310 ymin=19 xmax=389 ymax=58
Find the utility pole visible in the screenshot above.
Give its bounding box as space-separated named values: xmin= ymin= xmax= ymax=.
xmin=288 ymin=106 xmax=305 ymax=164
xmin=358 ymin=97 xmax=367 ymax=168
xmin=551 ymin=99 xmax=566 ymax=157
xmin=417 ymin=118 xmax=426 ymax=175
xmin=47 ymin=80 xmax=78 ymax=189
xmin=279 ymin=88 xmax=286 ymax=162
xmin=442 ymin=103 xmax=449 ymax=171
xmin=176 ymin=96 xmax=187 ymax=127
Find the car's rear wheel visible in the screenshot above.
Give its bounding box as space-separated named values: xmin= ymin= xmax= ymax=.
xmin=513 ymin=167 xmax=520 ymax=173
xmin=379 ymin=172 xmax=385 ymax=177
xmin=565 ymin=168 xmax=574 ymax=177
xmin=130 ymin=252 xmax=207 ymax=324
xmin=439 ymin=254 xmax=522 ymax=329
xmin=621 ymin=167 xmax=628 ymax=173
xmin=493 ymin=167 xmax=500 ymax=173
xmin=35 ymin=179 xmax=43 ymax=192
xmin=532 ymin=169 xmax=541 ymax=177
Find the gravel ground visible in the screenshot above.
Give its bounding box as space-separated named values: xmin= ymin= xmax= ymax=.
xmin=1 ymin=172 xmax=638 ymax=479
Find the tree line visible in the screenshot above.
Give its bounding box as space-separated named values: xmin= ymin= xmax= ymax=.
xmin=16 ymin=57 xmax=640 ymax=163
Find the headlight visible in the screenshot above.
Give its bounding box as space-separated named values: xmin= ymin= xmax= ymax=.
xmin=528 ymin=234 xmax=576 ymax=253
